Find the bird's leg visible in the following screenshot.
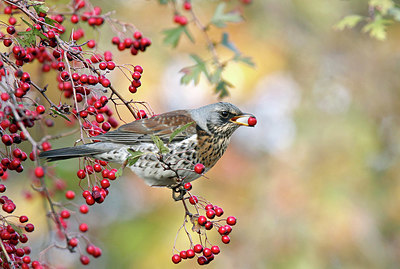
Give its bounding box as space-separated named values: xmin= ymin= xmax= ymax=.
xmin=171 ymin=183 xmax=186 ymax=201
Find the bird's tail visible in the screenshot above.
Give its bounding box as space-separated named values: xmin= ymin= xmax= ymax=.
xmin=39 ymin=144 xmax=107 ymax=162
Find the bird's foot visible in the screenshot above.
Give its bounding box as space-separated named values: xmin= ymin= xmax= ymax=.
xmin=170 ymin=184 xmax=186 ymax=201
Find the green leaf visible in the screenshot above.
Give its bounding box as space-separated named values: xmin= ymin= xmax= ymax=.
xmin=169 ymin=122 xmax=194 ymax=143
xmin=369 ymin=0 xmax=394 ymax=15
xmin=32 ymin=3 xmax=49 ymax=14
xmin=50 ymin=108 xmax=71 ymax=122
xmin=221 ymin=32 xmax=239 ymax=54
xmin=180 ymin=54 xmax=210 ymax=85
xmin=233 ymin=54 xmax=255 ymax=67
xmin=9 ymin=223 xmax=23 ymax=236
xmin=362 ymin=16 xmax=392 ymax=40
xmin=210 ymin=66 xmax=223 ymax=84
xmin=334 ymin=15 xmax=364 ymax=30
xmin=151 ymin=135 xmax=170 ymax=154
xmin=215 ymin=79 xmax=233 ymax=99
xmin=163 ymin=26 xmax=194 ymax=48
xmin=126 ymin=149 xmax=145 ymax=166
xmin=115 ymin=167 xmax=123 ymax=178
xmin=44 ymin=17 xmax=58 ymax=26
xmin=211 ymin=3 xmax=243 ymax=28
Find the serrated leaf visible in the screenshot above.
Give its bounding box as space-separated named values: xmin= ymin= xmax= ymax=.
xmin=20 ymin=17 xmax=34 ymax=28
xmin=33 ymin=3 xmax=49 ymax=14
xmin=221 ymin=32 xmax=239 ymax=54
xmin=334 ymin=15 xmax=364 ymax=30
xmin=369 ymin=0 xmax=394 ymax=15
xmin=163 ymin=26 xmax=194 ymax=48
xmin=211 ymin=3 xmax=243 ymax=28
xmin=215 ymin=79 xmax=233 ymax=99
xmin=169 ymin=122 xmax=194 ymax=143
xmin=233 ymin=54 xmax=255 ymax=67
xmin=180 ymin=54 xmax=209 ymax=85
xmin=50 ymin=108 xmax=71 ymax=122
xmin=151 ymin=135 xmax=170 ymax=154
xmin=126 ymin=149 xmax=145 ymax=166
xmin=362 ymin=16 xmax=392 ymax=40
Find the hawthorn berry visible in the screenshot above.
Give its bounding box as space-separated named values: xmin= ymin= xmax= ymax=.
xmin=226 ymin=216 xmax=237 ymax=226
xmin=36 ymin=105 xmax=45 ymax=114
xmin=79 ymin=223 xmax=88 ymax=232
xmin=186 ymin=249 xmax=195 ymax=258
xmin=248 ymin=116 xmax=257 ymax=126
xmin=80 ymin=204 xmax=89 ymax=214
xmin=184 ymin=182 xmax=192 ymax=191
xmin=194 ymin=163 xmax=205 ymax=174
xmin=221 ymin=235 xmax=230 ymax=244
xmin=24 ymin=223 xmax=34 ymax=232
xmin=193 ymin=244 xmax=203 ymax=253
xmin=65 ymin=190 xmax=75 ymax=200
xmin=34 ymin=167 xmax=45 ymax=178
xmin=60 ymin=210 xmax=70 ymax=219
xmin=211 ymin=245 xmax=220 ymax=255
xmin=172 ymin=254 xmax=181 ymax=264
xmin=189 ymin=195 xmax=198 ymax=204
xmin=80 ymin=255 xmax=90 ymax=265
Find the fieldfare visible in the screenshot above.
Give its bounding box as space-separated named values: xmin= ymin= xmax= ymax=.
xmin=40 ymin=102 xmax=256 ymax=189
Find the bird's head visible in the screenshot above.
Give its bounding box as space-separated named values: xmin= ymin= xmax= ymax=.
xmin=189 ymin=102 xmax=257 ymax=137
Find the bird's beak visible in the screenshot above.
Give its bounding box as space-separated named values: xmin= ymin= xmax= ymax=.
xmin=230 ymin=114 xmax=257 ymax=127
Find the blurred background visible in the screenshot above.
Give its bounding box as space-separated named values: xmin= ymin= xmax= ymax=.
xmin=8 ymin=0 xmax=400 ymax=268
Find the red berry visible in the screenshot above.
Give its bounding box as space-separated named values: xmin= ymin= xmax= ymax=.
xmin=96 ymin=114 xmax=104 ymax=123
xmin=65 ymin=190 xmax=75 ymax=200
xmin=205 ymin=221 xmax=213 ymax=230
xmin=77 ymin=169 xmax=86 ymax=179
xmin=186 ymin=249 xmax=195 ymax=258
xmin=1 ymin=93 xmax=9 ymax=101
xmin=203 ymin=248 xmax=212 ymax=257
xmin=211 ymin=245 xmax=220 ymax=255
xmin=79 ymin=223 xmax=88 ymax=232
xmin=132 ymin=71 xmax=141 ymax=80
xmin=35 ymin=167 xmax=45 ymax=178
xmin=7 ymin=26 xmax=15 ymax=35
xmin=106 ymin=61 xmax=115 ymax=70
xmin=248 ymin=116 xmax=257 ymax=126
xmin=194 ymin=163 xmax=205 ymax=174
xmin=197 ymin=256 xmax=207 ymax=265
xmin=24 ymin=223 xmax=34 ymax=232
xmin=188 ymin=195 xmax=198 ymax=205
xmin=221 ymin=235 xmax=230 ymax=244
xmin=60 ymin=210 xmax=70 ymax=219
xmin=193 ymin=244 xmax=203 ymax=253
xmin=218 ymin=226 xmax=226 ymax=235
xmin=100 ymin=179 xmax=110 ymax=188
xmin=86 ymin=195 xmax=95 ymax=205
xmin=206 ymin=209 xmax=215 ymax=219
xmin=134 ymin=65 xmax=143 ymax=73
xmin=215 ymin=207 xmax=224 ymax=217
xmin=133 ymin=31 xmax=142 ymax=40
xmin=80 ymin=204 xmax=89 ymax=214
xmin=19 ymin=216 xmax=29 ymax=223
xmin=71 ymin=14 xmax=79 ymax=23
xmin=226 ymin=216 xmax=237 ymax=226
xmin=128 ymin=85 xmax=137 ymax=93
xmin=99 ymin=62 xmax=107 ymax=70
xmin=183 ymin=182 xmax=192 ymax=191
xmin=198 ymin=215 xmax=207 ymax=225
xmin=171 ymin=254 xmax=181 ymax=264
xmin=0 ymin=184 xmax=5 ymax=193
xmin=111 ymin=36 xmax=120 ymax=45
xmin=80 ymin=255 xmax=90 ymax=265
xmin=183 ymin=1 xmax=192 ymax=10
xmin=100 ymin=78 xmax=110 ymax=87
xmin=179 ymin=250 xmax=187 ymax=259
xmin=87 ymin=39 xmax=96 ymax=48
xmin=8 ymin=17 xmax=17 ymax=25
xmin=36 ymin=105 xmax=45 ymax=114
xmin=69 ymin=237 xmax=78 ymax=247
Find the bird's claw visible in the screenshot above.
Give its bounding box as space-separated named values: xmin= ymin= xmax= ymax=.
xmin=171 ymin=184 xmax=186 ymax=201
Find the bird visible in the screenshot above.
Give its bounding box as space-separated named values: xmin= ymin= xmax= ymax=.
xmin=39 ymin=102 xmax=256 ymax=189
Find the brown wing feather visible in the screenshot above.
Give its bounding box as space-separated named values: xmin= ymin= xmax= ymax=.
xmin=93 ymin=110 xmax=196 ymax=144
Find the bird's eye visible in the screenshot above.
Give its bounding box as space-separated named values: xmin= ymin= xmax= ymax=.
xmin=220 ymin=111 xmax=229 ymax=118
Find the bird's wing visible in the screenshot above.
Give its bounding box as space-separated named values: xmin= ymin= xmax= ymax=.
xmin=93 ymin=110 xmax=197 ymax=144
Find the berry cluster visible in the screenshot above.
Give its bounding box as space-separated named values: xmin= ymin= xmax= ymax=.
xmin=171 ymin=182 xmax=237 ymax=265
xmin=111 ymin=32 xmax=151 ymax=56
xmin=0 ymin=184 xmax=38 ymax=268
